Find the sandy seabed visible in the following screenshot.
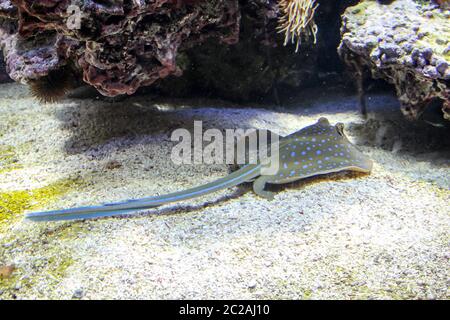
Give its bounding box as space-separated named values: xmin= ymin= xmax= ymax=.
xmin=0 ymin=83 xmax=449 ymax=299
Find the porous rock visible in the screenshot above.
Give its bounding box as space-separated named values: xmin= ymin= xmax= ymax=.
xmin=339 ymin=0 xmax=450 ymax=120
xmin=0 ymin=0 xmax=241 ymax=96
xmin=0 ymin=0 xmax=357 ymax=103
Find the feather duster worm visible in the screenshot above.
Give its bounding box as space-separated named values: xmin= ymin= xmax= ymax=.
xmin=28 ymin=67 xmax=76 ymax=103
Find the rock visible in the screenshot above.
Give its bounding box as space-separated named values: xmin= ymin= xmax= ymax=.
xmin=2 ymin=242 xmax=13 ymax=248
xmin=416 ymin=56 xmax=427 ymax=68
xmin=421 ymin=47 xmax=433 ymax=62
xmin=436 ymin=60 xmax=449 ymax=76
xmin=0 ymin=265 xmax=15 ymax=279
xmin=338 ymin=0 xmax=450 ymax=120
xmin=423 ymin=66 xmax=439 ymax=79
xmin=247 ymin=280 xmax=257 ymax=289
xmin=0 ymin=0 xmax=365 ymax=103
xmin=0 ymin=0 xmax=241 ymax=97
xmin=444 ymin=45 xmax=450 ymax=55
xmin=105 ymin=160 xmax=122 ymax=170
xmin=379 ymin=43 xmax=401 ymax=59
xmin=444 ymin=69 xmax=450 ymax=81
xmin=72 ymin=289 xmax=84 ymax=299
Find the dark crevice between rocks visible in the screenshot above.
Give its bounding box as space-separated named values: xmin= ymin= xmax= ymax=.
xmin=0 ymin=51 xmax=10 ymax=83
xmin=146 ymin=0 xmax=363 ymax=104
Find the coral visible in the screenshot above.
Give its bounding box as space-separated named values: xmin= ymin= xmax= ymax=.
xmin=339 ymin=0 xmax=450 ymax=120
xmin=277 ymin=0 xmax=319 ymax=52
xmin=0 ymin=0 xmax=240 ymax=97
xmin=0 ymin=0 xmax=359 ymax=102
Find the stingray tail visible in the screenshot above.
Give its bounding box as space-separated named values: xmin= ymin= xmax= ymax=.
xmin=26 ymin=165 xmax=261 ymax=222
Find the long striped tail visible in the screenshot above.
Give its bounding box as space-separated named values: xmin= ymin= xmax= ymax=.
xmin=26 ymin=165 xmax=261 ymax=222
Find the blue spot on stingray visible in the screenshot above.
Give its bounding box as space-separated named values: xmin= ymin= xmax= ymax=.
xmin=294 ymin=161 xmax=299 ymax=165
xmin=306 ymin=147 xmax=311 ymax=151
xmin=316 ymin=150 xmax=322 ymax=155
xmin=283 ymin=163 xmax=288 ymax=169
xmin=303 ymin=165 xmax=308 ymax=169
xmin=291 ymin=152 xmax=296 ymax=157
xmin=301 ymin=151 xmax=306 ymax=155
xmin=317 ymin=160 xmax=322 ymax=164
xmin=325 ymin=157 xmax=330 ymax=161
xmin=312 ymin=138 xmax=316 ymax=142
xmin=290 ymin=170 xmax=296 ymax=176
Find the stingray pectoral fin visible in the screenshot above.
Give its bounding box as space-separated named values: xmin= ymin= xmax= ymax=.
xmin=345 ymin=165 xmax=372 ymax=173
xmin=328 ymin=155 xmax=373 ymax=175
xmin=346 ymin=148 xmax=373 ymax=173
xmin=352 ymin=157 xmax=373 ymax=173
xmin=253 ymin=176 xmax=275 ymax=200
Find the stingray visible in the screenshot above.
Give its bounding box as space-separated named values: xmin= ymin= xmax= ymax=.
xmin=26 ymin=117 xmax=373 ymax=221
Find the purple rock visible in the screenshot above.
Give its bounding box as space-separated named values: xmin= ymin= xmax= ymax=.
xmin=379 ymin=43 xmax=401 ymax=59
xmin=402 ymin=43 xmax=414 ymax=54
xmin=423 ymin=65 xmax=439 ymax=79
xmin=436 ymin=60 xmax=449 ymax=76
xmin=421 ymin=47 xmax=433 ymax=61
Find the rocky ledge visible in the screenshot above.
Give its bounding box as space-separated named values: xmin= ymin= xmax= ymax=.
xmin=339 ymin=0 xmax=450 ymax=120
xmin=0 ymin=0 xmax=240 ymax=97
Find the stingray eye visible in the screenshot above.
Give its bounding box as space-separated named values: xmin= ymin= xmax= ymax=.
xmin=318 ymin=117 xmax=329 ymax=125
xmin=336 ymin=123 xmax=345 ymax=136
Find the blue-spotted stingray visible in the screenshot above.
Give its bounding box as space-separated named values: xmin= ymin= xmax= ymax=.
xmin=26 ymin=118 xmax=373 ymax=222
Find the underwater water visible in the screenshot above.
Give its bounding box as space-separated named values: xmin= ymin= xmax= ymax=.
xmin=0 ymin=0 xmax=449 ymax=300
